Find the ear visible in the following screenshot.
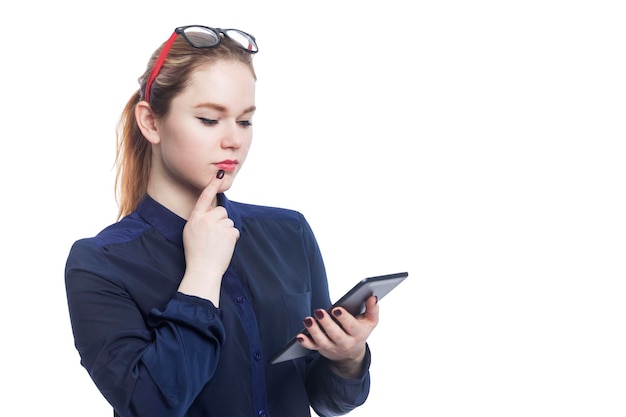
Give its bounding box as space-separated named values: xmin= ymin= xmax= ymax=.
xmin=135 ymin=101 xmax=161 ymax=144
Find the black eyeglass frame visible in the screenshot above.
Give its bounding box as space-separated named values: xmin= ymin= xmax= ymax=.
xmin=175 ymin=25 xmax=258 ymax=52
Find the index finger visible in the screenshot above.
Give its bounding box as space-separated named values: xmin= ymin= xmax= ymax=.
xmin=191 ymin=170 xmax=225 ymax=215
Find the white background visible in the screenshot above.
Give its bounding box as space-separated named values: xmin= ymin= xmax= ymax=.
xmin=1 ymin=1 xmax=625 ymax=416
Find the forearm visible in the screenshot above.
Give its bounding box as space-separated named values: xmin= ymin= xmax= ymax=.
xmin=305 ymin=345 xmax=372 ymax=416
xmin=77 ymin=294 xmax=225 ymax=417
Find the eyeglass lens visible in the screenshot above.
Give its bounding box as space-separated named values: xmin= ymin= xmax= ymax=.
xmin=223 ymin=29 xmax=258 ymax=52
xmin=181 ymin=27 xmax=257 ymax=52
xmin=182 ymin=27 xmax=220 ymax=48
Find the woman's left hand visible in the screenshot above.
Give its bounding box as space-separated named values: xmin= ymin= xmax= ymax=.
xmin=296 ymin=295 xmax=379 ymax=378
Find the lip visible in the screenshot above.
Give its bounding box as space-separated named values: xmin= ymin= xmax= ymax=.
xmin=214 ymin=160 xmax=238 ymax=172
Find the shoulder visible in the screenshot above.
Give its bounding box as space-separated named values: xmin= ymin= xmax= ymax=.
xmin=227 ymin=199 xmax=319 ymax=242
xmin=67 ymin=212 xmax=152 ymax=259
xmin=229 ymin=200 xmax=307 ymax=224
xmin=65 ymin=213 xmax=156 ymax=284
xmin=88 ymin=213 xmax=152 ymax=248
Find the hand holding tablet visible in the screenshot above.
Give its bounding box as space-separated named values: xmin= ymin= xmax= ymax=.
xmin=269 ymin=271 xmax=409 ymax=364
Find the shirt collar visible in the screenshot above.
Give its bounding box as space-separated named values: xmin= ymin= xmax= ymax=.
xmin=135 ymin=193 xmax=240 ymax=247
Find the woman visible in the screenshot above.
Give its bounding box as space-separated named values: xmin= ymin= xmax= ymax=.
xmin=65 ymin=25 xmax=378 ymax=417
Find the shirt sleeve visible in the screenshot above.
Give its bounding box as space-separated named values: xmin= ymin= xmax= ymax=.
xmin=305 ymin=345 xmax=372 ymax=416
xmin=296 ymin=215 xmax=372 ymax=415
xmin=65 ymin=239 xmax=226 ymax=417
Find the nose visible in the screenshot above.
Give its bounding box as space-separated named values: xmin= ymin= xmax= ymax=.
xmin=220 ymin=120 xmax=244 ymax=149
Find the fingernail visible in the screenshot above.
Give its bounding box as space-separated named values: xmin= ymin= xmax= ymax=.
xmin=332 ymin=309 xmax=342 ymax=317
xmin=303 ymin=318 xmax=314 ymax=328
xmin=296 ymin=336 xmax=304 ymax=343
xmin=216 ymin=170 xmax=225 ymax=179
xmin=314 ymin=309 xmax=324 ymax=320
xmin=375 ymin=296 xmax=379 ymax=304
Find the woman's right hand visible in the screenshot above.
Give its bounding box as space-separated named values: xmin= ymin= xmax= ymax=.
xmin=177 ymin=172 xmax=240 ymax=305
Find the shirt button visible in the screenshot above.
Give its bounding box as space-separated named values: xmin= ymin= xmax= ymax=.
xmin=236 ymin=296 xmax=246 ymax=303
xmin=257 ymin=410 xmax=266 ymax=417
xmin=253 ymin=351 xmax=262 ymax=361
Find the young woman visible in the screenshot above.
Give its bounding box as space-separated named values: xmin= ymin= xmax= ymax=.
xmin=65 ymin=25 xmax=379 ymax=417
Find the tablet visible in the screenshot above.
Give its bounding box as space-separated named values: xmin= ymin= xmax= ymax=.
xmin=268 ymin=271 xmax=409 ymax=364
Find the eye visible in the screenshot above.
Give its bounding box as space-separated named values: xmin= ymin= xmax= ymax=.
xmin=238 ymin=120 xmax=253 ymax=127
xmin=198 ymin=117 xmax=218 ymax=126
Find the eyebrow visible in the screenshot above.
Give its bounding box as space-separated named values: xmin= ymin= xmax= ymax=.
xmin=196 ymin=102 xmax=256 ymax=115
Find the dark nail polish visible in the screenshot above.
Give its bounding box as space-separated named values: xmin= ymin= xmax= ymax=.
xmin=303 ymin=318 xmax=314 ymax=328
xmin=314 ymin=309 xmax=324 ymax=320
xmin=332 ymin=309 xmax=342 ymax=317
xmin=296 ymin=336 xmax=304 ymax=343
xmin=216 ymin=170 xmax=225 ymax=179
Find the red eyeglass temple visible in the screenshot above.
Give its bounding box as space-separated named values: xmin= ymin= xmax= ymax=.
xmin=144 ymin=31 xmax=179 ymax=102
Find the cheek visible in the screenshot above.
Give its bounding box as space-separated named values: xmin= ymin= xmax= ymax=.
xmin=159 ymin=134 xmax=212 ymax=176
xmin=240 ymin=136 xmax=253 ymax=159
xmin=160 ymin=122 xmax=212 ymax=157
xmin=160 ymin=138 xmax=196 ymax=163
xmin=235 ymin=138 xmax=253 ymax=169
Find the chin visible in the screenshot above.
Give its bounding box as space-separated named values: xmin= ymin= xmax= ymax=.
xmin=218 ymin=179 xmax=234 ymax=193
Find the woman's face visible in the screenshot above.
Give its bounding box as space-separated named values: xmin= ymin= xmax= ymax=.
xmin=149 ymin=60 xmax=256 ymax=206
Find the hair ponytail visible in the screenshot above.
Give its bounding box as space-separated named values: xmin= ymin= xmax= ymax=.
xmin=114 ymin=90 xmax=151 ymax=219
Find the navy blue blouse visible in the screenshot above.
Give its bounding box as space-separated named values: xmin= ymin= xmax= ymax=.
xmin=65 ymin=194 xmax=370 ymax=417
